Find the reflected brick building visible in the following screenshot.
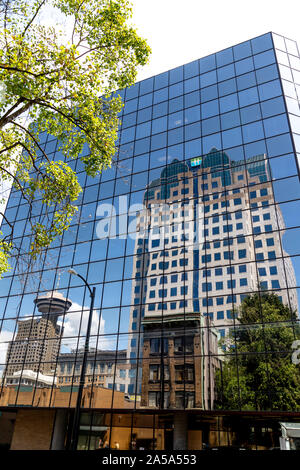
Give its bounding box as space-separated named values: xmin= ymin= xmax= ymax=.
xmin=141 ymin=314 xmax=220 ymax=410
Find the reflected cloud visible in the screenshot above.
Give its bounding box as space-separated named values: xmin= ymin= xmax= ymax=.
xmin=58 ymin=301 xmax=109 ymax=350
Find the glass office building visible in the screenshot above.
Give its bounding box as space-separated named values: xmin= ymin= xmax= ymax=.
xmin=0 ymin=32 xmax=300 ymax=450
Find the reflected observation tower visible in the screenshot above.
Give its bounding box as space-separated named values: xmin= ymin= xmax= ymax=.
xmin=5 ymin=291 xmax=72 ymax=378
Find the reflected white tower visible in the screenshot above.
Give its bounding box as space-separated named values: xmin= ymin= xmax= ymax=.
xmin=4 ymin=291 xmax=72 ymax=378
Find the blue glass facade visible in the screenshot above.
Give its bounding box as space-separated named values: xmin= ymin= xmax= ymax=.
xmin=0 ymin=32 xmax=300 ymax=450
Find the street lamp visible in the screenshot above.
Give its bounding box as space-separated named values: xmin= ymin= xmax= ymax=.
xmin=68 ymin=268 xmax=96 ymax=451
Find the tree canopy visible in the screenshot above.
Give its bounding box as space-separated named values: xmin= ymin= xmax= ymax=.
xmin=0 ymin=0 xmax=150 ymax=276
xmin=216 ymin=291 xmax=300 ymax=411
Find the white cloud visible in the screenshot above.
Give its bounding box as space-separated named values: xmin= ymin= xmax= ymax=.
xmin=58 ymin=301 xmax=112 ymax=350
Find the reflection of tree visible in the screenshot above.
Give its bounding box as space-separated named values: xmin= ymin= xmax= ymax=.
xmin=216 ymin=292 xmax=300 ymax=411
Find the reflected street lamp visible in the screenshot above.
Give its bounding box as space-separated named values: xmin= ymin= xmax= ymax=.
xmin=68 ymin=268 xmax=96 ymax=451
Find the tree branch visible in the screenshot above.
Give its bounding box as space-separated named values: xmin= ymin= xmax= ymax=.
xmin=0 ymin=100 xmax=34 ymax=129
xmin=0 ymin=210 xmax=14 ymax=241
xmin=0 ymin=162 xmax=33 ymax=208
xmin=22 ymin=0 xmax=47 ymax=38
xmin=0 ymin=97 xmax=25 ymax=124
xmin=0 ymin=64 xmax=40 ymax=77
xmin=11 ymin=120 xmax=51 ymax=163
xmin=0 ymin=141 xmax=20 ymax=156
xmin=71 ymin=0 xmax=85 ymax=45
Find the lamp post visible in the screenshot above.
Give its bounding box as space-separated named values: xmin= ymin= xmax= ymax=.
xmin=68 ymin=268 xmax=96 ymax=451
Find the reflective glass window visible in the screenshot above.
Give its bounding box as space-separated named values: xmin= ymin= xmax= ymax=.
xmin=251 ymin=33 xmax=273 ymax=54
xmin=201 ymin=85 xmax=218 ymax=102
xmin=184 ymin=76 xmax=199 ymax=93
xmin=154 ymin=71 xmax=168 ymax=90
xmin=254 ymin=49 xmax=276 ymax=69
xmin=261 ymin=96 xmax=285 ymax=118
xmin=184 ymin=90 xmax=200 ymax=108
xmin=184 ymin=59 xmax=199 ymax=79
xmin=120 ymin=127 xmax=135 ymax=144
xmin=217 ymin=63 xmax=235 ymax=81
xmin=221 ymin=110 xmax=241 ymax=130
xmin=218 ymin=78 xmax=237 ymax=97
xmin=235 ymin=57 xmax=254 ymax=75
xmin=152 ymin=116 xmax=167 ymax=134
xmin=272 ymin=33 xmax=286 ymax=51
xmin=137 ymin=107 xmax=152 ymax=123
xmin=238 ymin=87 xmax=259 ymax=107
xmin=289 ymin=55 xmax=300 ymax=70
xmin=263 ymin=114 xmax=289 ymax=137
xmin=134 ymin=137 xmax=150 ymax=155
xmin=202 ymin=116 xmax=220 ymax=135
xmin=200 ymin=53 xmax=216 ymax=73
xmin=169 ymin=81 xmax=183 ymax=99
xmin=136 ymin=121 xmax=151 ymax=139
xmin=233 ymin=40 xmax=252 ymax=60
xmin=276 ymin=49 xmax=290 ymax=66
xmin=242 ymin=121 xmax=264 ymax=143
xmin=279 ymin=64 xmax=293 ymax=81
xmin=201 ymin=99 xmax=219 ymax=119
xmin=273 ymin=176 xmax=300 ymax=203
xmin=152 ymin=101 xmax=168 ymax=118
xmin=169 ymin=96 xmax=184 ymax=113
xmin=185 ymin=138 xmax=202 ymax=158
xmin=169 ymin=65 xmax=184 ymax=84
xmin=150 ymin=132 xmax=167 ymax=151
xmin=168 ymin=127 xmax=184 ymax=146
xmin=184 ymin=105 xmax=201 ymax=124
xmin=266 ymin=133 xmax=293 ymax=156
xmin=240 ymin=104 xmax=261 ymax=124
xmin=133 ymin=153 xmax=150 ymax=173
xmin=168 ymin=111 xmax=184 ymax=129
xmin=281 ymin=80 xmax=297 ymax=99
xmin=256 ymin=64 xmax=278 ymax=84
xmin=269 ymin=154 xmax=298 ymax=179
xmin=289 ymin=114 xmax=300 ymax=135
xmin=292 ymin=69 xmax=300 ymax=85
xmin=123 ymin=98 xmax=138 ymax=114
xmin=125 ymin=83 xmax=139 ymax=100
xmin=139 ymin=77 xmax=154 ymax=95
xmin=216 ymin=47 xmax=234 ymax=67
xmin=185 ymin=122 xmax=202 ymax=140
xmin=138 ymin=93 xmax=153 ymax=109
xmin=202 ymin=133 xmax=221 ymax=153
xmin=222 ymin=127 xmax=243 ymax=148
xmin=122 ymin=112 xmax=137 ymax=129
xmin=258 ymin=80 xmax=282 ymax=101
xmin=153 ymin=87 xmax=168 ymax=104
xmin=220 ymin=93 xmax=239 ymax=113
xmin=200 ymin=70 xmax=217 ymax=87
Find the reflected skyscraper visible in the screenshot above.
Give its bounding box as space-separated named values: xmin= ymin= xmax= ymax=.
xmin=127 ymin=148 xmax=299 ymax=403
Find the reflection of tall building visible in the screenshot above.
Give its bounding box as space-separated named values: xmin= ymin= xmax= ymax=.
xmin=128 ymin=148 xmax=298 ymax=396
xmin=5 ymin=291 xmax=71 ymax=378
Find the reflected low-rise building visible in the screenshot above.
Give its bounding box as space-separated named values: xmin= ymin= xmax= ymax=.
xmin=56 ymin=348 xmax=130 ymax=393
xmin=4 ymin=369 xmax=57 ymax=388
